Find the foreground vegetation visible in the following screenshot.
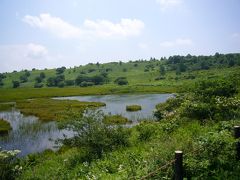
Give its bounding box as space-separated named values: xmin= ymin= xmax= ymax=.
xmin=1 ymin=73 xmax=240 ymax=179
xmin=0 ymin=53 xmax=240 ymax=179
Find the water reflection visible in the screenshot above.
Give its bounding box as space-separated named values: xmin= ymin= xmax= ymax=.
xmin=54 ymin=94 xmax=172 ymax=122
xmin=0 ymin=110 xmax=72 ymax=156
xmin=0 ymin=94 xmax=172 ymax=156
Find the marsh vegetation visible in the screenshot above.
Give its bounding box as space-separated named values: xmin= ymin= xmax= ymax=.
xmin=0 ymin=53 xmax=240 ymax=179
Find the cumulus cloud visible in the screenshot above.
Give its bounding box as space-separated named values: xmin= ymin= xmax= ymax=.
xmin=22 ymin=14 xmax=144 ymax=39
xmin=0 ymin=43 xmax=61 ymax=72
xmin=26 ymin=43 xmax=48 ymax=58
xmin=160 ymin=38 xmax=193 ymax=47
xmin=156 ymin=0 xmax=183 ymax=11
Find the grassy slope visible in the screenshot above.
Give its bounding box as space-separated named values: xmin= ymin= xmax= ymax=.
xmin=1 ymin=60 xmax=239 ymax=89
xmin=0 ymin=66 xmax=239 ymax=102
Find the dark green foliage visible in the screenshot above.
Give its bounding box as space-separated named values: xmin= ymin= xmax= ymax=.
xmin=159 ymin=65 xmax=166 ymax=76
xmin=106 ymin=68 xmax=112 ymax=72
xmin=114 ymin=77 xmax=128 ymax=85
xmin=144 ymin=64 xmax=155 ymax=72
xmin=65 ymin=80 xmax=75 ymax=86
xmin=88 ymin=68 xmax=96 ymax=73
xmin=12 ymin=81 xmax=20 ymax=88
xmin=40 ymin=72 xmax=46 ymax=79
xmin=194 ymin=78 xmax=238 ymax=99
xmin=35 ymin=76 xmax=43 ymax=83
xmin=60 ymin=110 xmax=131 ymax=159
xmin=57 ymin=81 xmax=65 ymax=88
xmin=0 ymin=73 xmax=6 ymax=79
xmin=184 ymin=130 xmax=238 ymax=179
xmin=91 ymin=75 xmax=105 ymax=85
xmin=20 ymin=75 xmax=28 ymax=83
xmin=56 ymin=66 xmax=66 ymax=74
xmin=155 ymin=76 xmax=166 ymax=81
xmin=47 ymin=75 xmax=65 ymax=87
xmin=0 ymin=80 xmax=3 ymax=87
xmin=75 ymin=75 xmax=106 ymax=86
xmin=24 ymin=71 xmax=30 ymax=77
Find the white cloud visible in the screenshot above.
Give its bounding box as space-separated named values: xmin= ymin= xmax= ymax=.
xmin=26 ymin=43 xmax=48 ymax=58
xmin=0 ymin=43 xmax=62 ymax=72
xmin=23 ymin=14 xmax=83 ymax=39
xmin=156 ymin=0 xmax=183 ymax=11
xmin=22 ymin=14 xmax=144 ymax=39
xmin=160 ymin=38 xmax=193 ymax=47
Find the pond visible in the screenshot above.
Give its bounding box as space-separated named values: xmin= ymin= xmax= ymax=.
xmin=54 ymin=94 xmax=172 ymax=122
xmin=0 ymin=94 xmax=172 ymax=156
xmin=0 ymin=110 xmax=73 ymax=156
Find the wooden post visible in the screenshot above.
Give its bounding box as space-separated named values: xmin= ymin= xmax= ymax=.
xmin=234 ymin=126 xmax=240 ymax=160
xmin=174 ymin=150 xmax=183 ymax=180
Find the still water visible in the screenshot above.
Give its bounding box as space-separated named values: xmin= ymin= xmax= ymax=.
xmin=0 ymin=94 xmax=172 ymax=156
xmin=55 ymin=94 xmax=172 ymax=122
xmin=0 ymin=110 xmax=72 ymax=156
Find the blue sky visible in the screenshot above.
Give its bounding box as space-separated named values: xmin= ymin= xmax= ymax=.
xmin=0 ymin=0 xmax=240 ymax=72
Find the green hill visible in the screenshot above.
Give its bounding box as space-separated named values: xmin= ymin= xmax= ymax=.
xmin=0 ymin=53 xmax=240 ymax=90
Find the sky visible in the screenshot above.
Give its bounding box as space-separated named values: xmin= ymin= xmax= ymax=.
xmin=0 ymin=0 xmax=240 ymax=73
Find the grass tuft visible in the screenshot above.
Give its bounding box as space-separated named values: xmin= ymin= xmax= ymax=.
xmin=126 ymin=105 xmax=142 ymax=112
xmin=103 ymin=114 xmax=130 ymax=125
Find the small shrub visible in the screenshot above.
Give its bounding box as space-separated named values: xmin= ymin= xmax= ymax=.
xmin=114 ymin=77 xmax=128 ymax=85
xmin=126 ymin=105 xmax=142 ymax=112
xmin=60 ymin=110 xmax=131 ymax=159
xmin=65 ymin=80 xmax=75 ymax=86
xmin=12 ymin=81 xmax=20 ymax=88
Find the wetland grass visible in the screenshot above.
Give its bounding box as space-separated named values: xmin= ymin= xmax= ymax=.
xmin=16 ymin=98 xmax=106 ymax=121
xmin=103 ymin=114 xmax=130 ymax=125
xmin=126 ymin=105 xmax=142 ymax=112
xmin=0 ymin=119 xmax=12 ymax=135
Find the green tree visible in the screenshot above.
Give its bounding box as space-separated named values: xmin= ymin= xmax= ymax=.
xmin=159 ymin=65 xmax=166 ymax=76
xmin=114 ymin=77 xmax=128 ymax=85
xmin=12 ymin=81 xmax=20 ymax=88
xmin=40 ymin=72 xmax=46 ymax=79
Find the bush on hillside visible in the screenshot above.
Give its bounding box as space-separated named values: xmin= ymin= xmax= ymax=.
xmin=12 ymin=81 xmax=20 ymax=88
xmin=114 ymin=77 xmax=128 ymax=85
